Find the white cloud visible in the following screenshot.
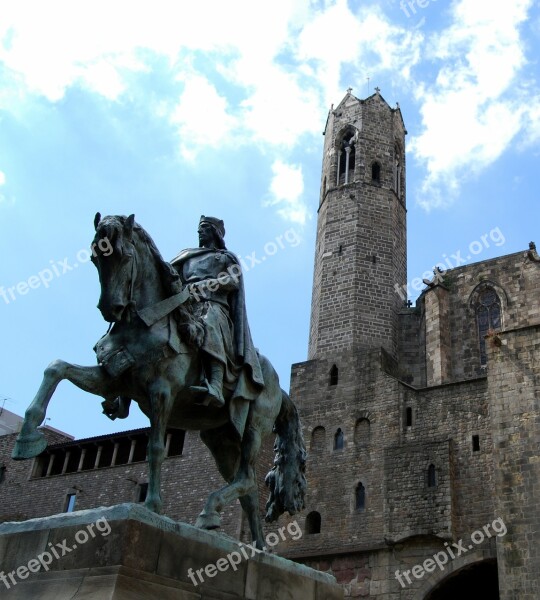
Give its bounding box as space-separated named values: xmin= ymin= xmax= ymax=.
xmin=170 ymin=74 xmax=237 ymax=161
xmin=265 ymin=160 xmax=307 ymax=225
xmin=410 ymin=0 xmax=535 ymax=209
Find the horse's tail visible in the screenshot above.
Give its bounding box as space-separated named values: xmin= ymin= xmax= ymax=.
xmin=264 ymin=390 xmax=307 ymax=523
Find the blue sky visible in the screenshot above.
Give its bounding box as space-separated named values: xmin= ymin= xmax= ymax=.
xmin=1 ymin=0 xmax=539 ymax=439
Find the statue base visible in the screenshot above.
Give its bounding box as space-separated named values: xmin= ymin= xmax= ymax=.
xmin=0 ymin=504 xmax=343 ymax=599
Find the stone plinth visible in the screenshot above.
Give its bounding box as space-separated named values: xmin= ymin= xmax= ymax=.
xmin=0 ymin=503 xmax=342 ymax=599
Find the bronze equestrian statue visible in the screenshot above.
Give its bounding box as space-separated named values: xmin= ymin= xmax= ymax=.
xmin=12 ymin=214 xmax=306 ymax=549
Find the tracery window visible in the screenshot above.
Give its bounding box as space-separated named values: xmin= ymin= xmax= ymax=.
xmin=476 ymin=288 xmax=501 ymax=365
xmin=337 ymin=132 xmax=356 ymax=185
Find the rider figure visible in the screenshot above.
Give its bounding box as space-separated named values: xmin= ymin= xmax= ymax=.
xmin=103 ymin=215 xmax=264 ymax=435
xmin=171 ymin=216 xmax=263 ymax=409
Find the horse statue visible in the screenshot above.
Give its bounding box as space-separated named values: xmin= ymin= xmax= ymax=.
xmin=12 ymin=213 xmax=306 ymax=549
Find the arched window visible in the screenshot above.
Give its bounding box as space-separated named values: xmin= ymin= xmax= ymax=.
xmin=329 ymin=364 xmax=338 ymax=386
xmin=334 ymin=428 xmax=344 ymax=450
xmin=311 ymin=426 xmax=326 ymax=452
xmin=427 ymin=464 xmax=437 ymax=488
xmin=306 ymin=511 xmax=321 ymax=534
xmin=356 ymin=482 xmax=366 ymax=510
xmin=337 ymin=131 xmax=356 ymax=185
xmin=476 ymin=288 xmax=502 ymax=365
xmin=354 ymin=418 xmax=370 ymax=445
xmin=371 ymin=162 xmax=381 ymax=183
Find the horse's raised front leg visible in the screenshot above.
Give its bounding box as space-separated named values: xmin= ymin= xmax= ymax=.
xmin=144 ymin=377 xmax=173 ymax=514
xmin=12 ymin=360 xmax=115 ymax=460
xmin=199 ymin=423 xmax=264 ymax=546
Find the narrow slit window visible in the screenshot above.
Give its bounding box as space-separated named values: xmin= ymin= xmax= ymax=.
xmin=406 ymin=407 xmax=413 ymax=427
xmin=330 ymin=364 xmax=339 ymax=386
xmin=356 ymin=482 xmax=366 ymax=511
xmin=472 ymin=435 xmax=480 ymax=452
xmin=371 ymin=162 xmax=381 ymax=183
xmin=138 ymin=482 xmax=149 ymax=503
xmin=65 ymin=493 xmax=77 ymax=513
xmin=427 ymin=464 xmax=437 ymax=488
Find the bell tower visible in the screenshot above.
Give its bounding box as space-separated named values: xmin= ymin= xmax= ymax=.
xmin=308 ymin=88 xmax=407 ymax=360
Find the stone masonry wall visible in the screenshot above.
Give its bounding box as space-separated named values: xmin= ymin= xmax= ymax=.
xmin=487 ymin=324 xmax=540 ymax=600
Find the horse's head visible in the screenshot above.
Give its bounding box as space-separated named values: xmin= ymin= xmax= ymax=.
xmin=92 ymin=213 xmax=138 ymax=322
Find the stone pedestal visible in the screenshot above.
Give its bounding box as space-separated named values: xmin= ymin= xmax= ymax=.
xmin=0 ymin=503 xmax=343 ymax=599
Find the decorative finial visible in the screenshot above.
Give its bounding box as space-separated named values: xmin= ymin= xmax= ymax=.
xmin=346 ymin=87 xmax=353 ymax=94
xmin=375 ymin=86 xmax=381 ymax=94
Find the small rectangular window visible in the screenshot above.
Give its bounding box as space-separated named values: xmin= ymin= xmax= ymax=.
xmin=0 ymin=466 xmax=6 ymax=484
xmin=65 ymin=493 xmax=77 ymax=513
xmin=406 ymin=407 xmax=413 ymax=427
xmin=472 ymin=435 xmax=480 ymax=452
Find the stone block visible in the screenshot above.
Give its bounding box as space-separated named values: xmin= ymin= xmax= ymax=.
xmin=0 ymin=504 xmax=342 ymax=600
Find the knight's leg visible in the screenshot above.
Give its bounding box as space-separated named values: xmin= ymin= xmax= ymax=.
xmin=190 ymin=358 xmax=225 ymax=407
xmin=206 ymin=360 xmax=225 ymax=407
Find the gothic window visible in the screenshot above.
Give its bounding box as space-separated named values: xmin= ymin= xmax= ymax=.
xmin=354 ymin=418 xmax=370 ymax=445
xmin=427 ymin=464 xmax=437 ymax=488
xmin=329 ymin=364 xmax=338 ymax=386
xmin=337 ymin=132 xmax=356 ymax=185
xmin=311 ymin=426 xmax=326 ymax=452
xmin=306 ymin=511 xmax=321 ymax=534
xmin=356 ymin=482 xmax=366 ymax=510
xmin=334 ymin=428 xmax=344 ymax=450
xmin=476 ymin=288 xmax=502 ymax=365
xmin=371 ymin=161 xmax=381 ymax=183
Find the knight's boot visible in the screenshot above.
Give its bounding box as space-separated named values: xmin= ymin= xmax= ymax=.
xmin=102 ymin=397 xmax=131 ymax=420
xmin=191 ymin=362 xmax=226 ymax=407
xmin=206 ymin=361 xmax=225 ymax=407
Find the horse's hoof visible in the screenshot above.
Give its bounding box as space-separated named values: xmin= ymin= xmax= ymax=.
xmin=195 ymin=511 xmax=221 ymax=530
xmin=12 ymin=432 xmax=48 ymax=460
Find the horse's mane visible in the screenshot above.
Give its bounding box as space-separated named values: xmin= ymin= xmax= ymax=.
xmin=95 ymin=215 xmax=182 ymax=295
xmin=95 ymin=215 xmax=203 ymax=346
xmin=134 ymin=223 xmax=184 ymax=296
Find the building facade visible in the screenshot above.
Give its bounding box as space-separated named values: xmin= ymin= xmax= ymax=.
xmin=2 ymin=90 xmax=540 ymax=599
xmin=275 ymin=90 xmax=540 ymax=600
